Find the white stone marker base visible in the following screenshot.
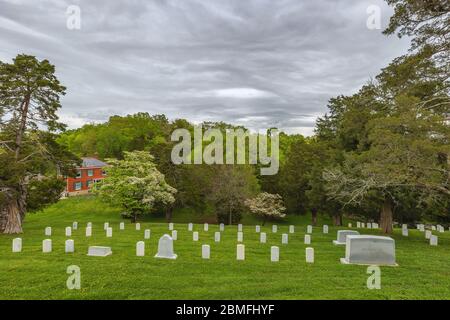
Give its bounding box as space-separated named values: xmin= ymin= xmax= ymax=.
xmin=45 ymin=227 xmax=52 ymax=236
xmin=237 ymin=231 xmax=243 ymax=242
xmin=120 ymin=222 xmax=125 ymax=230
xmin=193 ymin=231 xmax=199 ymax=241
xmin=169 ymin=223 xmax=174 ymax=231
xmin=204 ymin=223 xmax=209 ymax=232
xmin=135 ymin=223 xmax=141 ymax=231
xmin=43 ymin=239 xmax=52 ymax=253
xmin=289 ymin=225 xmax=294 ymax=234
xmin=307 ymin=225 xmax=312 ymax=234
xmin=255 ymin=225 xmax=261 ymax=233
xmin=87 ymin=246 xmax=112 ymax=257
xmin=215 ymin=232 xmax=221 ymax=242
xmin=306 ymin=247 xmax=314 ymax=263
xmin=65 ymin=239 xmax=74 ymax=253
xmin=323 ymin=225 xmax=328 ymax=234
xmin=272 ymin=225 xmax=277 ymax=233
xmin=172 ymin=230 xmax=178 ymax=241
xmin=106 ymin=227 xmax=112 ymax=238
xmin=340 ymin=235 xmax=397 ymax=266
xmin=219 ymin=223 xmax=224 ymax=232
xmin=154 ymin=234 xmax=177 ymax=259
xmin=86 ymin=226 xmax=92 ymax=237
xmin=12 ymin=238 xmax=22 ymax=253
xmin=188 ymin=223 xmax=193 ymax=231
xmin=304 ymin=234 xmax=311 ymax=245
xmin=282 ymin=233 xmax=288 ymax=244
xmin=236 ymin=244 xmax=245 ymax=260
xmin=144 ymin=229 xmax=151 ymax=239
xmin=238 ymin=224 xmax=242 ymax=232
xmin=202 ymin=244 xmax=210 ymax=259
xmin=260 ymin=232 xmax=267 ymax=243
xmin=136 ymin=241 xmax=145 ymax=256
xmin=271 ymin=246 xmax=279 ymax=262
xmin=73 ymin=222 xmax=78 ymax=230
xmin=65 ymin=227 xmax=72 ymax=237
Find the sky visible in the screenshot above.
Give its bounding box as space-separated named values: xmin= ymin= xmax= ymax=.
xmin=0 ymin=0 xmax=411 ymax=136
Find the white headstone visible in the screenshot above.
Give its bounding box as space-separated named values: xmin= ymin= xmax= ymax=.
xmin=144 ymin=229 xmax=151 ymax=239
xmin=341 ymin=235 xmax=396 ymax=266
xmin=215 ymin=231 xmax=221 ymax=242
xmin=119 ymin=222 xmax=125 ymax=230
xmin=304 ymin=234 xmax=311 ymax=245
xmin=12 ymin=238 xmax=22 ymax=253
xmin=45 ymin=227 xmax=52 ymax=236
xmin=202 ymin=244 xmax=210 ymax=259
xmin=289 ymin=225 xmax=294 ymax=234
xmin=272 ymin=225 xmax=278 ymax=233
xmin=238 ymin=224 xmax=243 ymax=232
xmin=431 ymin=225 xmax=436 ymax=231
xmin=282 ymin=233 xmax=288 ymax=244
xmin=87 ymin=222 xmax=92 ymax=228
xmin=188 ymin=223 xmax=193 ymax=231
xmin=361 ymin=223 xmax=365 ymax=228
xmin=307 ymin=225 xmax=312 ymax=234
xmin=402 ymin=224 xmax=407 ymax=230
xmin=348 ymin=223 xmax=352 ymax=228
xmin=204 ymin=223 xmax=209 ymax=232
xmin=419 ymin=224 xmax=425 ymax=232
xmin=357 ymin=222 xmax=361 ymax=228
xmin=172 ymin=230 xmax=178 ymax=241
xmin=87 ymin=246 xmax=112 ymax=257
xmin=306 ymin=247 xmax=314 ymax=263
xmin=430 ymin=235 xmax=438 ymax=246
xmin=154 ymin=234 xmax=177 ymax=259
xmin=42 ymin=239 xmax=52 ymax=253
xmin=255 ymin=225 xmax=261 ymax=233
xmin=402 ymin=228 xmax=408 ymax=237
xmin=260 ymin=232 xmax=267 ymax=243
xmin=236 ymin=244 xmax=245 ymax=260
xmin=65 ymin=239 xmax=74 ymax=253
xmin=237 ymin=231 xmax=243 ymax=242
xmin=135 ymin=223 xmax=141 ymax=231
xmin=437 ymin=225 xmax=444 ymax=233
xmin=169 ymin=223 xmax=174 ymax=231
xmin=193 ymin=231 xmax=199 ymax=241
xmin=72 ymin=222 xmax=78 ymax=230
xmin=106 ymin=227 xmax=112 ymax=238
xmin=271 ymin=246 xmax=279 ymax=262
xmin=104 ymin=222 xmax=109 ymax=230
xmin=323 ymin=225 xmax=329 ymax=234
xmin=367 ymin=222 xmax=372 ymax=229
xmin=333 ymin=230 xmax=360 ymax=245
xmin=86 ymin=226 xmax=92 ymax=237
xmin=372 ymin=223 xmax=379 ymax=229
xmin=136 ymin=241 xmax=145 ymax=256
xmin=65 ymin=227 xmax=72 ymax=237
xmin=219 ymin=223 xmax=224 ymax=232
xmin=425 ymin=230 xmax=432 ymax=239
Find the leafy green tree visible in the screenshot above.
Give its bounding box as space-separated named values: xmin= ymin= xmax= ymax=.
xmin=0 ymin=55 xmax=77 ymax=234
xmin=245 ymin=192 xmax=286 ymax=225
xmin=95 ymin=151 xmax=177 ymax=222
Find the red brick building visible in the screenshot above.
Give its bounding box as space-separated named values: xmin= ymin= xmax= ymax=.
xmin=65 ymin=157 xmax=108 ymax=196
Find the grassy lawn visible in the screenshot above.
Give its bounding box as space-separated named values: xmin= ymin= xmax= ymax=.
xmin=0 ymin=196 xmax=449 ymax=300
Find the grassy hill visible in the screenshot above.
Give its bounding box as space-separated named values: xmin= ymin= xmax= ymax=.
xmin=0 ymin=196 xmax=449 ymax=299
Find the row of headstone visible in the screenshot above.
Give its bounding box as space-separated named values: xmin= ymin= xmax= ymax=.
xmin=12 ymin=238 xmax=77 ymax=253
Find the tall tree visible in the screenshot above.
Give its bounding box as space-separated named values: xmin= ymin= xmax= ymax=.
xmin=0 ymin=54 xmax=75 ymax=234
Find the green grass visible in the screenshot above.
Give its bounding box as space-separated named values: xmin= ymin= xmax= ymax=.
xmin=0 ymin=196 xmax=449 ymax=300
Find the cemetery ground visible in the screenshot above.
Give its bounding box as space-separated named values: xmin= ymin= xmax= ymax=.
xmin=0 ymin=196 xmax=449 ymax=300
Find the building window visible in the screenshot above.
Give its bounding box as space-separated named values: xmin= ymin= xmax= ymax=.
xmin=87 ymin=169 xmax=94 ymax=177
xmin=74 ymin=182 xmax=82 ymax=191
xmin=76 ymin=170 xmax=82 ymax=178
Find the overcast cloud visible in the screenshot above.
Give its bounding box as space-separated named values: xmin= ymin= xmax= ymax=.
xmin=0 ymin=0 xmax=410 ymax=135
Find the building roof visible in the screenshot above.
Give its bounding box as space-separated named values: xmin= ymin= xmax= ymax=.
xmin=81 ymin=157 xmax=108 ymax=168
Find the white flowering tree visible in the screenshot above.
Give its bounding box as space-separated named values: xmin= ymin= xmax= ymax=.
xmin=245 ymin=192 xmax=286 ymax=225
xmin=95 ymin=151 xmax=176 ymax=222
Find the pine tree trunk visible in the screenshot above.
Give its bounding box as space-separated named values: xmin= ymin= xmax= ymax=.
xmin=165 ymin=206 xmax=173 ymax=222
xmin=3 ymin=199 xmax=23 ymax=234
xmin=333 ymin=214 xmax=342 ymax=226
xmin=380 ymin=198 xmax=393 ymax=234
